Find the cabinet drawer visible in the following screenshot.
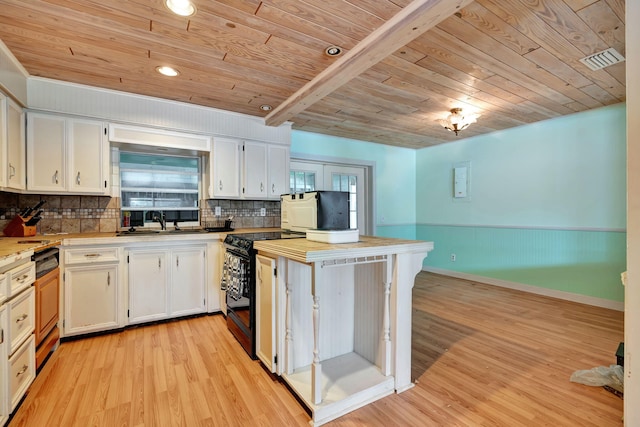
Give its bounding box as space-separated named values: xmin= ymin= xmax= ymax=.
xmin=9 ymin=335 xmax=35 ymax=412
xmin=7 ymin=261 xmax=35 ymax=298
xmin=64 ymin=247 xmax=120 ymax=265
xmin=8 ymin=287 xmax=35 ymax=355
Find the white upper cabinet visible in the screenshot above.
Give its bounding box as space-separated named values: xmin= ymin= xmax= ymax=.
xmin=26 ymin=113 xmax=65 ymax=192
xmin=209 ymin=137 xmax=289 ymax=200
xmin=0 ymin=93 xmax=26 ymax=191
xmin=67 ymin=118 xmax=109 ymax=194
xmin=209 ymin=137 xmax=241 ymax=199
xmin=0 ymin=93 xmax=6 ymax=188
xmin=27 ymin=112 xmax=109 ymax=195
xmin=6 ymin=98 xmax=26 ymax=191
xmin=268 ymin=144 xmax=289 ymax=199
xmin=243 ymin=141 xmax=268 ymax=199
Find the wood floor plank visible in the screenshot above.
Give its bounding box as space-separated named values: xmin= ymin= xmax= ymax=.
xmin=9 ymin=272 xmax=623 ymax=426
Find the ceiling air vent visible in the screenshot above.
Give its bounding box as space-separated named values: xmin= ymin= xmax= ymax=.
xmin=579 ymin=48 xmax=625 ymax=71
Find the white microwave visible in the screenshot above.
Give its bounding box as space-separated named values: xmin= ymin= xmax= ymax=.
xmin=281 ymin=191 xmax=350 ymax=232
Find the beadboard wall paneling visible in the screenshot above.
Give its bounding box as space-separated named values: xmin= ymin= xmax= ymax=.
xmin=27 ymin=77 xmax=292 ymax=145
xmin=0 ymin=40 xmax=27 ymax=105
xmin=354 ymin=262 xmax=384 ymax=365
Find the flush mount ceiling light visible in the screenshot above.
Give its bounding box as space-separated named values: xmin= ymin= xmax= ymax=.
xmin=324 ymin=46 xmax=343 ymax=57
xmin=259 ymin=104 xmax=273 ymax=111
xmin=156 ymin=66 xmax=180 ymax=77
xmin=165 ymin=0 xmax=197 ymax=17
xmin=438 ymin=108 xmax=480 ymax=136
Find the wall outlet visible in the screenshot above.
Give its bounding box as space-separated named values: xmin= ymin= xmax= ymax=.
xmin=450 ymin=253 xmax=456 ymax=262
xmin=214 ymin=206 xmax=221 ymax=216
xmin=260 ymin=207 xmax=266 ymax=216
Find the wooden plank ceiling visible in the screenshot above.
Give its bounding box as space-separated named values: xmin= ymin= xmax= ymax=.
xmin=0 ymin=0 xmax=626 ymax=149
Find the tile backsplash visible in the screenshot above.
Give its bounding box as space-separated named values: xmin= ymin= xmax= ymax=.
xmin=202 ymin=199 xmax=281 ymax=229
xmin=0 ymin=193 xmax=120 ymax=234
xmin=0 ymin=192 xmax=280 ymax=235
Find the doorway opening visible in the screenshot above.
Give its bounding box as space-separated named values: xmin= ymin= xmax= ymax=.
xmin=290 ymin=160 xmax=373 ymax=235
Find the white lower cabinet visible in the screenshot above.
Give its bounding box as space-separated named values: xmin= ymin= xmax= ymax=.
xmin=7 ymin=288 xmax=35 ymax=356
xmin=127 ymin=243 xmax=207 ymax=325
xmin=9 ymin=335 xmax=35 ymax=412
xmin=127 ymin=249 xmax=169 ymax=324
xmin=170 ymin=246 xmax=206 ymax=317
xmin=0 ymin=305 xmax=7 ymax=425
xmin=256 ymin=254 xmax=277 ymax=372
xmin=64 ymin=264 xmax=119 ymax=336
xmin=0 ymin=253 xmax=36 ymax=421
xmin=61 ymin=246 xmax=122 ymax=337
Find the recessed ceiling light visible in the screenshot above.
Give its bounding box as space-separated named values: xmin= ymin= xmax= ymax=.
xmin=324 ymin=46 xmax=343 ymax=57
xmin=259 ymin=104 xmax=273 ymax=111
xmin=156 ymin=66 xmax=180 ymax=77
xmin=165 ymin=0 xmax=197 ymax=17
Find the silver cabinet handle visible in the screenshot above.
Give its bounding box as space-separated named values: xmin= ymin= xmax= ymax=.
xmin=76 ymin=171 xmax=81 ymax=185
xmin=16 ymin=314 xmax=27 ymax=323
xmin=158 ymin=257 xmax=161 ymax=269
xmin=272 ymin=183 xmax=275 ymax=193
xmin=84 ymin=253 xmax=101 ymax=258
xmin=54 ymin=170 xmax=59 ymax=184
xmin=219 ymin=180 xmax=223 ymax=190
xmin=176 ymin=256 xmax=179 ymax=267
xmin=8 ymin=163 xmax=15 ymax=179
xmin=18 ymin=274 xmax=29 ymax=283
xmin=260 ymin=182 xmax=264 ymax=192
xmin=107 ymin=272 xmax=110 ymax=286
xmin=16 ymin=365 xmax=27 ymax=377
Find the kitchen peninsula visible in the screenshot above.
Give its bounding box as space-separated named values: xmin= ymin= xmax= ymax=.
xmin=253 ymin=235 xmax=433 ymax=426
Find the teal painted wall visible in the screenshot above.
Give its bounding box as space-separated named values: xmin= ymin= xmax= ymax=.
xmin=290 ymin=104 xmax=627 ymax=302
xmin=291 ymin=130 xmax=417 ymax=237
xmin=416 ymin=104 xmax=627 ymax=302
xmin=418 ymin=224 xmax=626 ymax=301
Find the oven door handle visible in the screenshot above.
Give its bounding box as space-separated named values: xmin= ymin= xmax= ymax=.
xmin=224 ymin=246 xmax=251 ymax=259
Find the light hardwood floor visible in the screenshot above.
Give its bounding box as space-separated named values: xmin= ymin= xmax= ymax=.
xmin=9 ymin=272 xmax=624 ymax=426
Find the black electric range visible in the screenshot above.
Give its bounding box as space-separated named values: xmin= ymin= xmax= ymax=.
xmin=223 ymin=230 xmax=305 ymax=255
xmin=221 ymin=230 xmax=305 ymax=358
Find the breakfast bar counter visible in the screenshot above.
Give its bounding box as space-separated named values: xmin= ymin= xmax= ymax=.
xmin=254 ymin=235 xmax=433 ymax=426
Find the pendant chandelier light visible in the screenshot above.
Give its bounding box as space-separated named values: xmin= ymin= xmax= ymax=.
xmin=438 ymin=108 xmax=480 ymax=136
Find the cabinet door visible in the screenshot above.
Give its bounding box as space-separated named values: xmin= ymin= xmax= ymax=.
xmin=6 ymin=99 xmax=26 ymax=190
xmin=211 ymin=137 xmax=241 ymax=198
xmin=244 ymin=141 xmax=268 ymax=199
xmin=0 ymin=305 xmax=7 ymax=425
xmin=0 ymin=93 xmax=6 ymax=188
xmin=26 ymin=113 xmax=65 ymax=192
xmin=128 ymin=249 xmax=169 ymax=324
xmin=64 ymin=264 xmax=119 ymax=336
xmin=170 ymin=246 xmax=206 ymax=317
xmin=35 ymin=268 xmax=59 ymax=345
xmin=268 ymin=144 xmax=289 ymax=199
xmin=67 ymin=118 xmax=108 ymax=194
xmin=256 ymin=254 xmax=276 ymax=372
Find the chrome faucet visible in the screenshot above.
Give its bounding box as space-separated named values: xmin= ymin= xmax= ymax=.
xmin=151 ymin=211 xmax=166 ymax=230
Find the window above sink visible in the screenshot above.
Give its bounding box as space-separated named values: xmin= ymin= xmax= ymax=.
xmin=120 ymin=151 xmax=201 ymax=229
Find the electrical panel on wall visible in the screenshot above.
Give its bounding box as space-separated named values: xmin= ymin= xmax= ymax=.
xmin=453 ymin=161 xmax=470 ymax=199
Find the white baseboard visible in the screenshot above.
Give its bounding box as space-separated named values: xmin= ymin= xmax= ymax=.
xmin=423 ymin=267 xmax=624 ymax=312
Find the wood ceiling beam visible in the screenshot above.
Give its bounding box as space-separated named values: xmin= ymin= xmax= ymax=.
xmin=264 ymin=0 xmax=476 ymax=127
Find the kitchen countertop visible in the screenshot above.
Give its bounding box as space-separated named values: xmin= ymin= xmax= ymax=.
xmin=254 ymin=235 xmax=434 ymax=264
xmin=0 ymin=230 xmax=433 ymax=264
xmin=0 ymin=228 xmax=282 ymax=258
xmin=0 ymin=236 xmax=62 ymax=260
